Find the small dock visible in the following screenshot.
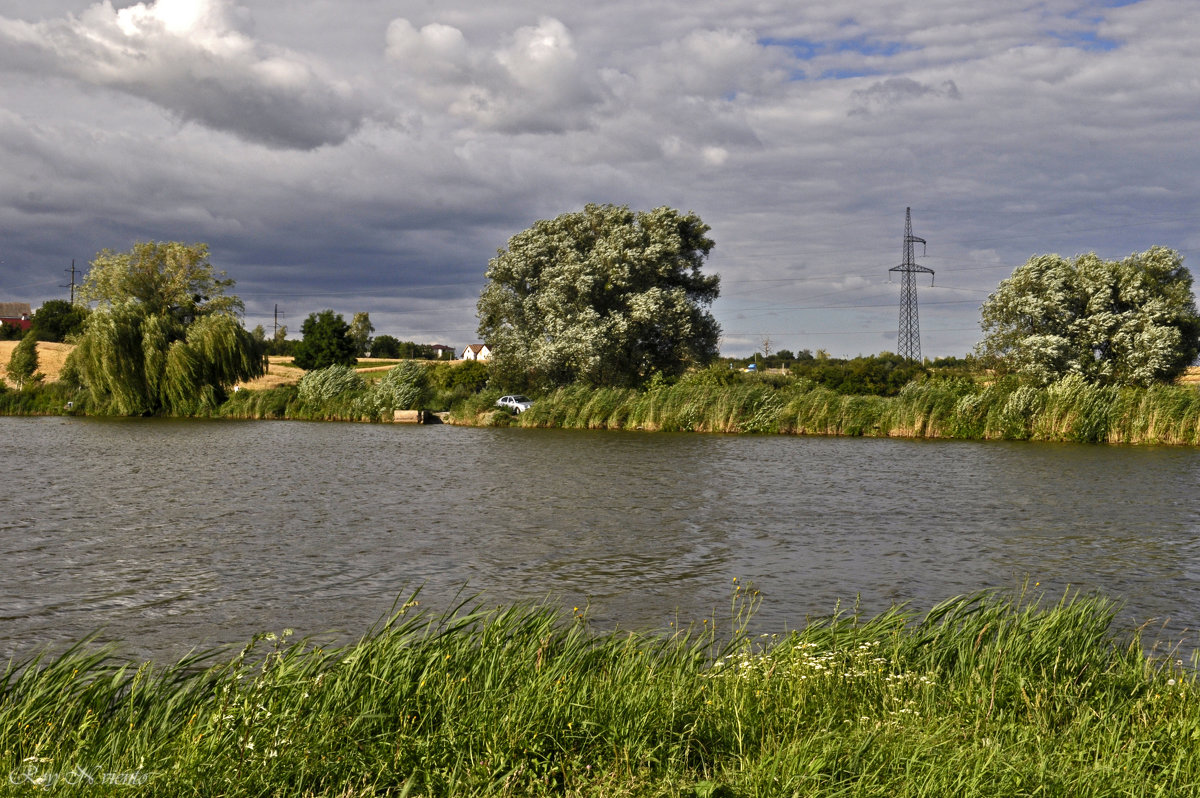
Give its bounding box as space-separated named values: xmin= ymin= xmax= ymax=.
xmin=391 ymin=410 xmax=443 ymax=424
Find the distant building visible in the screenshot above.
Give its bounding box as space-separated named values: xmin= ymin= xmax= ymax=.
xmin=462 ymin=344 xmax=491 ymax=361
xmin=0 ymin=302 xmax=32 ymax=332
xmin=431 ymin=344 xmax=455 ymax=359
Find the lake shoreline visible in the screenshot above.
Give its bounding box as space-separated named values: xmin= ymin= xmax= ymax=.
xmin=6 ymin=340 xmax=1200 ymax=446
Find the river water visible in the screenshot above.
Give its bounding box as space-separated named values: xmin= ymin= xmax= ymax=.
xmin=3 ymin=416 xmax=1200 ymax=663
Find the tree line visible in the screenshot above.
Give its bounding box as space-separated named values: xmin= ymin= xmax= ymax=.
xmin=255 ymin=310 xmax=452 ymax=366
xmin=6 ymin=205 xmax=1199 ymax=415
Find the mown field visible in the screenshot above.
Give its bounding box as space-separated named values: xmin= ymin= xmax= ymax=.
xmin=0 ymin=344 xmax=410 ymax=390
xmin=0 ymin=340 xmax=73 ymax=385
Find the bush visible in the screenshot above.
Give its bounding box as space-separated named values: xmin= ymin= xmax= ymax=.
xmin=218 ymin=386 xmax=300 ymax=419
xmin=297 ymin=364 xmax=366 ymax=405
xmin=0 ymin=380 xmax=84 ymax=415
xmin=789 ymin=352 xmax=929 ymax=396
xmin=362 ymin=361 xmax=430 ymax=416
xmin=450 ymin=389 xmax=514 ymax=424
xmin=429 ymin=359 xmax=490 ymax=393
xmin=6 ymin=330 xmax=40 ymax=388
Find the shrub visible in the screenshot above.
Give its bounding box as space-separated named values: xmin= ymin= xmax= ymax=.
xmin=363 ymin=361 xmax=431 ymax=416
xmin=297 ymin=364 xmax=366 ymax=405
xmin=218 ymin=386 xmax=300 ymax=419
xmin=6 ymin=330 xmax=40 ymax=388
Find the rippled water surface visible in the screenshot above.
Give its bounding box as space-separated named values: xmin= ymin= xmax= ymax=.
xmin=4 ymin=416 xmax=1200 ymax=662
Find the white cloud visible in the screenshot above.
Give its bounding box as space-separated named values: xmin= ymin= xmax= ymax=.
xmin=639 ymin=27 xmax=787 ymax=99
xmin=386 ymin=16 xmax=600 ymax=133
xmin=385 ymin=19 xmax=471 ymax=80
xmin=0 ymin=0 xmax=366 ymax=149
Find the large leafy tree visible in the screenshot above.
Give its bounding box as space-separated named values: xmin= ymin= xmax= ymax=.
xmin=32 ymin=299 xmax=88 ymax=342
xmin=68 ymin=241 xmax=266 ymax=415
xmin=371 ymin=334 xmax=401 ymax=359
xmin=78 ymin=241 xmax=243 ymax=320
xmin=477 ymin=204 xmax=721 ymax=389
xmin=977 ymin=246 xmax=1200 ymax=386
xmin=294 ymin=310 xmax=357 ymax=370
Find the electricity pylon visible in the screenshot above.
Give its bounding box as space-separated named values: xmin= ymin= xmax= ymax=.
xmin=888 ymin=207 xmax=934 ymax=362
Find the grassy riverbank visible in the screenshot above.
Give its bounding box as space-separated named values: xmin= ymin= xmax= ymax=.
xmin=2 ymin=589 xmax=1197 ymax=796
xmin=510 ymin=371 xmax=1200 ymax=445
xmin=6 ymin=341 xmax=1200 ymax=446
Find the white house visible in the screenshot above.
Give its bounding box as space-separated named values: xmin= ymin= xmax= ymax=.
xmin=462 ymin=344 xmax=491 ymax=361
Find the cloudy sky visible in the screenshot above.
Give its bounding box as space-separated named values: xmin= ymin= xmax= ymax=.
xmin=1 ymin=0 xmax=1197 ymax=358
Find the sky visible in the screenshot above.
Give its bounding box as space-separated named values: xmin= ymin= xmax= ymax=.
xmin=1 ymin=0 xmax=1198 ymax=359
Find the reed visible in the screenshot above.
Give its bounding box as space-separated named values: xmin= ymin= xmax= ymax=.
xmin=217 ymin=385 xmax=304 ymax=420
xmin=1 ymin=589 xmax=1195 ymax=796
xmin=13 ymin=363 xmax=1200 ymax=445
xmin=0 ymin=380 xmax=87 ymax=416
xmin=511 ymin=374 xmax=1200 ymax=446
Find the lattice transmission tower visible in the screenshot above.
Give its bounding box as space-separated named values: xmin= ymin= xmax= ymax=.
xmin=888 ymin=207 xmax=934 ymax=362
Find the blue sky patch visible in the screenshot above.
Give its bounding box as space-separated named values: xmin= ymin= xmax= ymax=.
xmin=760 ymin=35 xmax=916 ymax=80
xmin=1049 ymin=29 xmax=1121 ymax=51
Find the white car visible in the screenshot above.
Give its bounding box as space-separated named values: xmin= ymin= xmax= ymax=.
xmin=495 ymin=394 xmax=534 ymax=413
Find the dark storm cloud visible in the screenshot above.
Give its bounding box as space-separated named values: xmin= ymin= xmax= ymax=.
xmin=1 ymin=0 xmax=1198 ymax=357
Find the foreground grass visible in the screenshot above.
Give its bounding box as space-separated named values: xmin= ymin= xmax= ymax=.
xmin=2 ymin=589 xmax=1197 ymax=796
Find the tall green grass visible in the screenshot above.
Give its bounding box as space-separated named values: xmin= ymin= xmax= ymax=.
xmin=512 ymin=374 xmax=1200 ymax=445
xmin=1 ymin=589 xmax=1195 ymax=796
xmin=0 ymin=380 xmax=89 ymax=416
xmin=12 ymin=366 xmax=1200 ymax=445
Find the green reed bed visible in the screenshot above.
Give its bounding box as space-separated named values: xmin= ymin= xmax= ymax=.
xmin=0 ymin=381 xmax=88 ymax=417
xmin=2 ymin=589 xmax=1197 ymax=796
xmin=514 ymin=374 xmax=1200 ymax=446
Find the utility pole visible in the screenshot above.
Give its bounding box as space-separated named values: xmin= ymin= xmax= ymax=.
xmin=888 ymin=208 xmax=934 ymax=362
xmin=62 ymin=260 xmax=78 ymax=303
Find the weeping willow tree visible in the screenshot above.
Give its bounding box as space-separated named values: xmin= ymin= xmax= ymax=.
xmin=67 ymin=242 xmax=266 ymax=415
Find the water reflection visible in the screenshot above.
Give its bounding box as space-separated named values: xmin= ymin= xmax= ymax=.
xmin=2 ymin=417 xmax=1199 ymax=663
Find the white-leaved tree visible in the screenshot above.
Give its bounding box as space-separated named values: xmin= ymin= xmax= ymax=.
xmin=476 ymin=204 xmax=721 ymax=390
xmin=977 ymin=247 xmax=1200 ymax=386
